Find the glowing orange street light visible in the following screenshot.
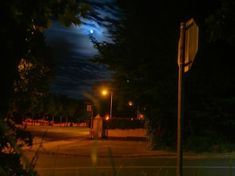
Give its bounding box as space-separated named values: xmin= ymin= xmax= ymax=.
xmin=101 ymin=89 xmax=108 ymax=96
xmin=105 ymin=115 xmax=110 ymax=121
xmin=101 ymin=88 xmax=113 ymax=119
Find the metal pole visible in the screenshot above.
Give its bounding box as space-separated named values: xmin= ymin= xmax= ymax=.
xmin=177 ymin=22 xmax=185 ymax=176
xmin=110 ymin=92 xmax=113 ymax=119
xmin=136 ymin=106 xmax=139 ymax=119
xmin=91 ymin=107 xmax=93 ymax=129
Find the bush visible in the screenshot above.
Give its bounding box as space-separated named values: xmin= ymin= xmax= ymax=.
xmin=184 ymin=135 xmax=235 ymax=153
xmin=0 ymin=153 xmax=37 ymax=176
xmin=184 ymin=136 xmax=214 ymax=152
xmin=0 ymin=118 xmax=36 ymax=175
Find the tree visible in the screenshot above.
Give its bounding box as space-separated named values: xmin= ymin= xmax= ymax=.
xmin=0 ymin=0 xmax=89 ymax=174
xmin=1 ymin=0 xmax=89 ymax=115
xmin=93 ymin=0 xmax=235 ymax=150
xmin=182 ymin=0 xmax=235 ymax=149
xmin=93 ymin=0 xmax=181 ymax=148
xmin=44 ymin=94 xmax=89 ymax=123
xmin=206 ymin=0 xmax=235 ymax=46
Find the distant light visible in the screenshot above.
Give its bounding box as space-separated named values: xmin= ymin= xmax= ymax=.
xmin=128 ymin=101 xmax=133 ymax=106
xmin=138 ymin=114 xmax=144 ymax=120
xmin=105 ymin=115 xmax=110 ymax=121
xmin=101 ymin=89 xmax=108 ymax=96
xmin=89 ymin=29 xmax=94 ymax=34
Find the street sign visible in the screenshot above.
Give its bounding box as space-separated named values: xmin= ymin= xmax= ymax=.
xmin=176 ymin=18 xmax=199 ymax=176
xmin=184 ymin=18 xmax=199 ymax=72
xmin=86 ymin=105 xmax=92 ymax=112
xmin=177 ymin=18 xmax=199 ymax=72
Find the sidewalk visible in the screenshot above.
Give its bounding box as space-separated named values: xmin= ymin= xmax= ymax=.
xmin=26 ymin=136 xmax=235 ymax=160
xmin=24 ymin=127 xmax=235 ymax=159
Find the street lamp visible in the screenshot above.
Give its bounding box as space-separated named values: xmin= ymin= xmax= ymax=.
xmin=128 ymin=101 xmax=140 ymax=119
xmin=128 ymin=101 xmax=133 ymax=107
xmin=101 ymin=88 xmax=113 ymax=119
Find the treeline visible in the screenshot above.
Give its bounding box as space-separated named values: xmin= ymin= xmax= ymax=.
xmin=1 ymin=0 xmax=89 ymax=175
xmin=10 ymin=94 xmax=90 ymax=124
xmin=93 ymin=0 xmax=235 ymax=151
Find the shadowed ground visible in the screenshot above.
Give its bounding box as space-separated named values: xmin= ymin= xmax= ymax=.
xmin=24 ymin=126 xmax=167 ymax=157
xmin=22 ymin=126 xmax=235 ymax=176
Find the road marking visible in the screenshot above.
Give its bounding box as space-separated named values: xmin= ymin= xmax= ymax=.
xmin=36 ymin=165 xmax=235 ymax=170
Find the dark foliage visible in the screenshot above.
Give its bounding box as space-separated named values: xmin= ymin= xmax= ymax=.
xmin=93 ymin=0 xmax=235 ymax=150
xmin=1 ymin=0 xmax=89 ymax=174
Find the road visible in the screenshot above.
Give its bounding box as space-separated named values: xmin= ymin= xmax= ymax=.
xmin=23 ymin=126 xmax=235 ymax=176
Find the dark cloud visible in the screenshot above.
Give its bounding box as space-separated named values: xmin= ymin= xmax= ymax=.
xmin=45 ymin=0 xmax=121 ymax=99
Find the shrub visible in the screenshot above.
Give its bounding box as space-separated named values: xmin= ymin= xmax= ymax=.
xmin=0 ymin=118 xmax=36 ymax=175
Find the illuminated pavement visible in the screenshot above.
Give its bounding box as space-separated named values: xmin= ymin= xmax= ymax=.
xmin=24 ymin=126 xmax=161 ymax=157
xmin=23 ymin=126 xmax=235 ymax=176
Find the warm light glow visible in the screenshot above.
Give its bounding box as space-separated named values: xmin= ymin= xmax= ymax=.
xmin=105 ymin=115 xmax=110 ymax=121
xmin=101 ymin=89 xmax=108 ymax=96
xmin=128 ymin=101 xmax=133 ymax=106
xmin=100 ymin=87 xmax=113 ymax=119
xmin=138 ymin=113 xmax=144 ymax=120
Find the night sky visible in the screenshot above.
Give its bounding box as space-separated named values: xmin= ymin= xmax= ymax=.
xmin=45 ymin=0 xmax=121 ymax=99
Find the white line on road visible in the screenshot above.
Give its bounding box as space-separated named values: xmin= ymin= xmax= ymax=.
xmin=36 ymin=166 xmax=235 ymax=170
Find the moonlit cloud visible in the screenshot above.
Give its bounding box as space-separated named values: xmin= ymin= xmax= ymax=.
xmin=45 ymin=0 xmax=121 ymax=99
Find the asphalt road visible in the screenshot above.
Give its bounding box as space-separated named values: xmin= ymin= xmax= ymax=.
xmin=23 ymin=126 xmax=235 ymax=176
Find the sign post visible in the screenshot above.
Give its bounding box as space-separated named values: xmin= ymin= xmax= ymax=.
xmin=87 ymin=104 xmax=93 ymax=128
xmin=177 ymin=18 xmax=198 ymax=176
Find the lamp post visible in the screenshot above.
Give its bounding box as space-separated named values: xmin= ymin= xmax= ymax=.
xmin=128 ymin=101 xmax=133 ymax=119
xmin=110 ymin=92 xmax=113 ymax=119
xmin=101 ymin=89 xmax=113 ymax=119
xmin=128 ymin=101 xmax=139 ymax=119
